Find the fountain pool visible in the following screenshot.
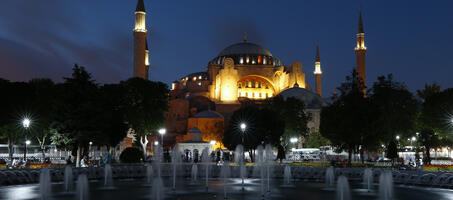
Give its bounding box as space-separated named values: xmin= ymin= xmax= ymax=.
xmin=0 ymin=176 xmax=451 ymax=200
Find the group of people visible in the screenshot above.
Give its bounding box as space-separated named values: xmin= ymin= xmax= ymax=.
xmin=9 ymin=158 xmax=28 ymax=169
xmin=70 ymin=152 xmax=112 ymax=168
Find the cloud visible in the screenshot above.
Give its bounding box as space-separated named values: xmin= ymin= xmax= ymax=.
xmin=0 ymin=0 xmax=132 ymax=83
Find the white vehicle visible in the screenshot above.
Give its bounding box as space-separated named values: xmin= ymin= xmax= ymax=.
xmin=290 ymin=148 xmax=320 ymax=161
xmin=319 ymin=146 xmax=348 ymax=160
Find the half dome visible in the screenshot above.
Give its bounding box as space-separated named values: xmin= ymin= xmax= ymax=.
xmin=278 ymin=87 xmax=323 ymax=109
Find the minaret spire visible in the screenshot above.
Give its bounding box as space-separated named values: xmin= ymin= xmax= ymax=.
xmin=136 ymin=0 xmax=146 ymax=12
xmin=316 ymin=42 xmax=320 ymax=62
xmin=243 ymin=32 xmax=247 ymax=43
xmin=314 ymin=42 xmax=322 ymax=97
xmin=358 ymin=6 xmax=364 ymax=34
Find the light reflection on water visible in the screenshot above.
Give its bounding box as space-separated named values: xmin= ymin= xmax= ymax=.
xmin=0 ymin=179 xmax=453 ymax=200
xmin=0 ymin=185 xmax=38 ymax=200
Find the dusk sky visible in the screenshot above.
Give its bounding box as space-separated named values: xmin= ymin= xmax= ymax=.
xmin=0 ymin=0 xmax=452 ymax=95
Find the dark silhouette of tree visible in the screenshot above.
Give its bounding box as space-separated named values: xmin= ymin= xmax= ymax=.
xmin=28 ymin=78 xmax=56 ymax=159
xmin=121 ymin=77 xmax=169 ymax=158
xmin=223 ymin=104 xmax=284 ymax=162
xmin=263 ymin=95 xmax=309 ymax=160
xmin=320 ymin=70 xmax=372 ymax=165
xmin=369 ymin=74 xmax=418 ymax=163
xmin=418 ymin=85 xmax=453 ymax=164
xmin=53 ymin=64 xmax=102 ymax=167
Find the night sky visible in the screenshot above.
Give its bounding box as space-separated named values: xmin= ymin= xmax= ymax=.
xmin=0 ymin=0 xmax=452 ymax=95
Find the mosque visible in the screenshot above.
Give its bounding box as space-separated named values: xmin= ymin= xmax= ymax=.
xmin=130 ymin=0 xmax=367 ymax=149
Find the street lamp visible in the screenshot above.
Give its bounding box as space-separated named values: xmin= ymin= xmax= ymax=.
xmin=239 ymin=122 xmax=247 ymax=191
xmin=158 ymin=128 xmax=166 ymax=147
xmin=240 ymin=123 xmax=246 ymax=144
xmin=396 ymin=135 xmax=400 ymax=141
xmin=22 ymin=118 xmax=31 ymax=160
xmin=290 ymin=137 xmax=298 ymax=151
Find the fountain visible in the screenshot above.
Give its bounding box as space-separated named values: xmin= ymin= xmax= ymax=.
xmin=363 ymin=168 xmax=373 ymax=191
xmin=201 ymin=147 xmax=211 ymax=190
xmin=146 ymin=165 xmax=153 ymax=185
xmin=253 ymin=145 xmax=266 ymax=198
xmin=325 ymin=166 xmax=335 ymax=186
xmin=221 ymin=162 xmax=231 ymax=199
xmin=39 ymin=168 xmax=51 ymax=200
xmin=104 ymin=164 xmax=113 ymax=188
xmin=171 ymin=145 xmax=182 ymax=190
xmin=234 ymin=144 xmax=246 ymax=190
xmin=336 ymin=175 xmax=351 ymax=200
xmin=151 ymin=177 xmax=164 ymax=200
xmin=284 ymin=165 xmax=292 ymax=185
xmin=264 ymin=144 xmax=273 ymax=193
xmin=64 ymin=165 xmax=73 ymax=192
xmin=379 ymin=171 xmax=394 ymax=200
xmin=76 ymin=174 xmax=89 ymax=200
xmin=191 ymin=164 xmax=198 ymax=183
xmin=153 ymin=145 xmax=163 ymax=178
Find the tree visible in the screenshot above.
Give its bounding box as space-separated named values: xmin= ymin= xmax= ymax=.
xmin=121 ymin=78 xmax=169 ymax=158
xmin=418 ymin=85 xmax=453 ymax=164
xmin=369 ymin=75 xmax=418 ymax=142
xmin=93 ymin=84 xmax=128 ymax=150
xmin=304 ymin=132 xmax=329 ymax=148
xmin=223 ymin=104 xmax=285 ymax=162
xmin=53 ymin=64 xmax=102 ymax=167
xmin=320 ymin=70 xmax=372 ymax=165
xmin=263 ymin=96 xmax=309 ymax=154
xmin=28 ymin=79 xmax=56 ymax=159
xmin=0 ymin=124 xmax=23 ymax=161
xmin=0 ymin=79 xmax=33 ymax=161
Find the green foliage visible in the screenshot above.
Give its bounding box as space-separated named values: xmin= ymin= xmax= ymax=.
xmin=304 ymin=132 xmax=329 ymax=148
xmin=49 ymin=129 xmax=73 ymax=148
xmin=120 ymin=147 xmax=143 ymax=163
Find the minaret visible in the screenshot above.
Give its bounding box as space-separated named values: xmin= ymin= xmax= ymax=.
xmin=313 ymin=43 xmax=322 ymax=97
xmin=133 ymin=0 xmax=148 ymax=79
xmin=355 ymin=7 xmax=367 ymax=92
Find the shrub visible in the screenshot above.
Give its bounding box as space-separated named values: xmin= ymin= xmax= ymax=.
xmin=120 ymin=147 xmax=143 ymax=163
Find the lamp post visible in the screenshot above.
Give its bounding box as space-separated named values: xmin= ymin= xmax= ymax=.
xmin=290 ymin=137 xmax=298 ymax=148
xmin=158 ymin=128 xmax=166 ymax=147
xmin=239 ymin=123 xmax=246 ymax=191
xmin=22 ymin=118 xmax=31 ymax=160
xmin=240 ymin=123 xmax=246 ymax=144
xmin=89 ymin=141 xmax=93 ymax=158
xmin=411 ymin=136 xmax=416 ymax=147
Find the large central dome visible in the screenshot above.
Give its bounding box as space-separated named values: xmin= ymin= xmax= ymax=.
xmin=209 ymin=41 xmax=282 ymax=66
xmin=218 ymin=42 xmax=273 ymax=57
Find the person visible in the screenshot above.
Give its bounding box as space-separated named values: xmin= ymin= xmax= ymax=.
xmin=66 ymin=156 xmax=73 ymax=165
xmin=11 ymin=158 xmax=17 ymax=168
xmin=103 ymin=152 xmax=111 ymax=165
xmin=80 ymin=156 xmax=88 ymax=167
